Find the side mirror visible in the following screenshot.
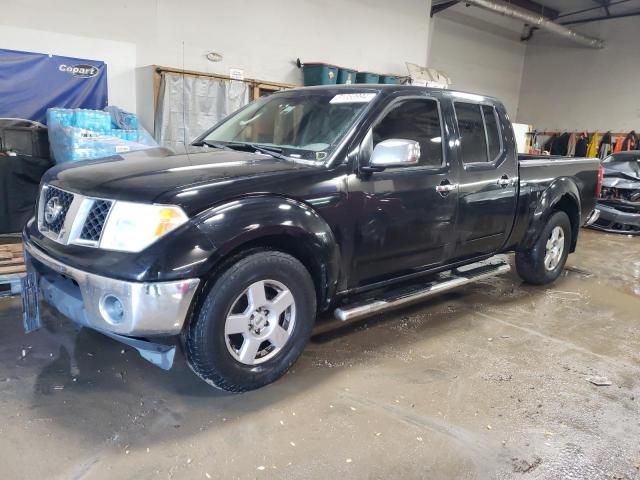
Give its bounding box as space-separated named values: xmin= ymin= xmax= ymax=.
xmin=367 ymin=139 xmax=420 ymax=171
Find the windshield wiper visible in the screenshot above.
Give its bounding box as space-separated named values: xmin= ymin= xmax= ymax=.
xmin=226 ymin=142 xmax=291 ymax=161
xmin=193 ymin=140 xmax=291 ymax=161
xmin=191 ymin=140 xmax=232 ymax=150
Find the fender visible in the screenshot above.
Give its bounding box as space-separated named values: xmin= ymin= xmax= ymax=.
xmin=520 ymin=177 xmax=581 ymax=250
xmin=193 ymin=195 xmax=342 ymax=309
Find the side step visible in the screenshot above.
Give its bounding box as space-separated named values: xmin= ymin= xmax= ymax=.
xmin=334 ymin=257 xmax=511 ymax=322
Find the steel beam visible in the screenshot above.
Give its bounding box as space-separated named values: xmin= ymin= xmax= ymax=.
xmin=560 ymin=10 xmax=640 ymax=24
xmin=557 ymin=0 xmax=631 ymax=19
xmin=592 ymin=0 xmax=612 ymax=16
xmin=431 ymin=0 xmax=460 ymax=17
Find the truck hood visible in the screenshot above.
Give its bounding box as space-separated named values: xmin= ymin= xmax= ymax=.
xmin=45 ymin=147 xmax=317 ymax=211
xmin=602 ymin=159 xmax=640 ymax=189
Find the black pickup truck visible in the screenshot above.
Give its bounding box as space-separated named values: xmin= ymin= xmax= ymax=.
xmin=22 ymin=85 xmax=602 ymax=392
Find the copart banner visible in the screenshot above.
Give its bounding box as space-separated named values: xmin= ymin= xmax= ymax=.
xmin=0 ymin=48 xmax=108 ymax=124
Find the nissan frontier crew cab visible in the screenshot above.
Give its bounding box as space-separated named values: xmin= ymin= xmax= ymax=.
xmin=22 ymin=85 xmax=602 ymax=392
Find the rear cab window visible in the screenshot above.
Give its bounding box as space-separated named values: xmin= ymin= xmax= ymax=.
xmin=482 ymin=105 xmax=502 ymax=161
xmin=454 ymin=101 xmax=503 ymax=165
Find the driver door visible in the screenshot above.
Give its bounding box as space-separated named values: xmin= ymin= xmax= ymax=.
xmin=347 ymin=95 xmax=459 ymax=287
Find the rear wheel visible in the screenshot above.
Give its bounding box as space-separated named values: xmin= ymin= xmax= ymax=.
xmin=515 ymin=211 xmax=572 ymax=285
xmin=184 ymin=250 xmax=316 ymax=392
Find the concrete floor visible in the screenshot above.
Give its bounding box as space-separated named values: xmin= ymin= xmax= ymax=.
xmin=1 ymin=229 xmax=639 ymax=479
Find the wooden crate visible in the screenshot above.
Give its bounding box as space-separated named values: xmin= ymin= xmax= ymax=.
xmin=0 ymin=242 xmax=25 ymax=297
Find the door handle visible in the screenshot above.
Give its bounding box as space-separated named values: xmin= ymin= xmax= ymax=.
xmin=436 ymin=180 xmax=458 ymax=197
xmin=497 ymin=175 xmax=511 ymax=188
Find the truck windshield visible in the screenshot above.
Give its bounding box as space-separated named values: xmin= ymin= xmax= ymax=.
xmin=199 ymin=91 xmax=376 ymax=162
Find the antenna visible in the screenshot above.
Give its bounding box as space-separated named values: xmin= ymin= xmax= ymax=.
xmin=182 ymin=40 xmax=192 ymax=164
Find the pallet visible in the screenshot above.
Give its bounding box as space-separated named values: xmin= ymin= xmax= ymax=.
xmin=0 ymin=242 xmax=25 ymax=297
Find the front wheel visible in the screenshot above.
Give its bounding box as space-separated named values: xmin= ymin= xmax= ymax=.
xmin=184 ymin=250 xmax=316 ymax=392
xmin=515 ymin=211 xmax=572 ymax=285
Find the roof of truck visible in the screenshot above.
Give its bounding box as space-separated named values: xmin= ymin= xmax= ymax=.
xmin=283 ymin=84 xmax=502 ymax=105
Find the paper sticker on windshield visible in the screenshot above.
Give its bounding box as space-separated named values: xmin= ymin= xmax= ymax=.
xmin=330 ymin=93 xmax=376 ymax=104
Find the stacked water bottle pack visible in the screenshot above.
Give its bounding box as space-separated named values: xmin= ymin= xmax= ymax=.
xmin=47 ymin=108 xmax=157 ymax=163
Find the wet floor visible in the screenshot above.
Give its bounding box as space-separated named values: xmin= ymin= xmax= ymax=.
xmin=1 ymin=229 xmax=639 ymax=479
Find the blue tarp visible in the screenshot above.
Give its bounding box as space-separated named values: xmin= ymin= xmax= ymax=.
xmin=0 ymin=48 xmax=108 ymax=124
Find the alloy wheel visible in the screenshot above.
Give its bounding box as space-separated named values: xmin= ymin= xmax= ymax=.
xmin=224 ymin=279 xmax=296 ymax=365
xmin=544 ymin=226 xmax=565 ymax=271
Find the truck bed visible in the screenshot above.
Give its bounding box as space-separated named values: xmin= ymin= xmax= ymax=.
xmin=504 ymin=154 xmax=600 ymax=252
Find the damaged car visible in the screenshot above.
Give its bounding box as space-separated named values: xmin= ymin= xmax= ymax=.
xmin=590 ymin=151 xmax=640 ymax=235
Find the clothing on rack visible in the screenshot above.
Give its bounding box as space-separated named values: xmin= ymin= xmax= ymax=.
xmin=538 ymin=129 xmax=637 ymax=158
xmin=567 ymin=132 xmax=577 ymax=157
xmin=622 ymin=131 xmax=638 ymax=151
xmin=613 ymin=135 xmax=624 ymax=153
xmin=551 ymin=132 xmax=570 ymax=156
xmin=574 ymin=132 xmax=588 ymax=157
xmin=598 ymin=131 xmax=612 ymax=159
xmin=586 ymin=132 xmax=599 ymax=158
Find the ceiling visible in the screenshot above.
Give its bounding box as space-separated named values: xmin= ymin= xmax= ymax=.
xmin=536 ymin=0 xmax=640 ymax=24
xmin=432 ymin=0 xmax=640 ymax=26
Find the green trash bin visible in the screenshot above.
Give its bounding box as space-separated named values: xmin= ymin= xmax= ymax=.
xmin=355 ymin=72 xmax=380 ymax=84
xmin=302 ymin=63 xmax=339 ymax=86
xmin=379 ymin=75 xmax=400 ymax=84
xmin=337 ymin=68 xmax=357 ymax=85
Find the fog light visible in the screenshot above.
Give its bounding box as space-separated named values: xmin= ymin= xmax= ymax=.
xmin=100 ymin=294 xmax=125 ymax=325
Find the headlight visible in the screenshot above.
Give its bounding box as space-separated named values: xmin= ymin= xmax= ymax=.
xmin=100 ymin=202 xmax=188 ymax=252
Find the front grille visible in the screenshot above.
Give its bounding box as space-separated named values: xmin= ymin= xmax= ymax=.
xmin=41 ymin=186 xmax=74 ymax=234
xmin=38 ymin=184 xmax=116 ymax=247
xmin=80 ymin=200 xmax=112 ymax=242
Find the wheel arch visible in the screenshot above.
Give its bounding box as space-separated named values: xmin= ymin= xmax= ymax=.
xmin=553 ymin=193 xmax=580 ymax=252
xmin=194 ymin=195 xmax=342 ymax=311
xmin=521 ymin=178 xmax=581 ymax=252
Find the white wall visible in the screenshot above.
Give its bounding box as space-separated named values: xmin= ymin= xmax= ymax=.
xmin=517 ymin=16 xmax=640 ymax=132
xmin=144 ymin=0 xmax=432 ymax=84
xmin=1 ymin=0 xmax=432 ymax=104
xmin=428 ymin=6 xmax=527 ymax=117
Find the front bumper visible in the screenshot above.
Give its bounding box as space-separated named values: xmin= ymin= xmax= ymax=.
xmin=589 ymin=203 xmax=640 ymax=235
xmin=23 ymin=237 xmax=200 ymax=337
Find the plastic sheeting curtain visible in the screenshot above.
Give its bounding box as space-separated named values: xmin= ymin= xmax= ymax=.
xmin=154 ymin=72 xmax=249 ymax=150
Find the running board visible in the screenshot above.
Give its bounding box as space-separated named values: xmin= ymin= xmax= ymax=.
xmin=334 ymin=257 xmax=511 ymax=322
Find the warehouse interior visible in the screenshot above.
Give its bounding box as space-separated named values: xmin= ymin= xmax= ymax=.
xmin=1 ymin=1 xmax=639 ymax=478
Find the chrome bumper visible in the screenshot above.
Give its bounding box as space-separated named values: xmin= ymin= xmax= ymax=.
xmin=24 ymin=239 xmax=200 ymax=337
xmin=584 ymin=209 xmax=600 ymax=226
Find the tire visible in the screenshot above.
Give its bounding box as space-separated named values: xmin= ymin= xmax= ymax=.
xmin=515 ymin=211 xmax=572 ymax=285
xmin=184 ymin=250 xmax=316 ymax=392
